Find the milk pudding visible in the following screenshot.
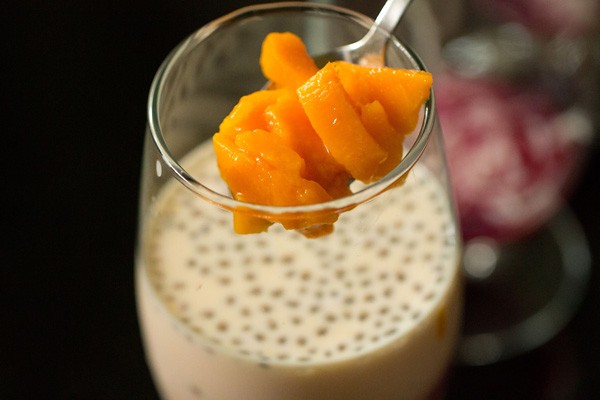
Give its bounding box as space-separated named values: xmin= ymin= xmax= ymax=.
xmin=136 ymin=142 xmax=462 ymax=400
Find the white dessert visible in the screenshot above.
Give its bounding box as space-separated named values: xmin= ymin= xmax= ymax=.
xmin=136 ymin=142 xmax=462 ymax=400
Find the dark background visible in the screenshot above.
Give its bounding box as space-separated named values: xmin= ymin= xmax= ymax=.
xmin=5 ymin=1 xmax=600 ymax=399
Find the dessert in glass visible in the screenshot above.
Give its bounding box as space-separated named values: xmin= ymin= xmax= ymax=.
xmin=135 ymin=2 xmax=462 ymax=399
xmin=405 ymin=0 xmax=597 ymax=365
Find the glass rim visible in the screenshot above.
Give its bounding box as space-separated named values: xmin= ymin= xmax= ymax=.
xmin=147 ymin=1 xmax=436 ymax=215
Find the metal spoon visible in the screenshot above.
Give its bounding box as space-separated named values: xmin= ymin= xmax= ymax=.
xmin=314 ymin=0 xmax=415 ymax=66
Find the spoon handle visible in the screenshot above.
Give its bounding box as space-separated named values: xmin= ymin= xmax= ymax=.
xmin=374 ymin=0 xmax=414 ymax=34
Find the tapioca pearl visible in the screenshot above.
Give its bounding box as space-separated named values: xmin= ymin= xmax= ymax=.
xmin=359 ymin=278 xmax=373 ymax=288
xmin=276 ymin=335 xmax=288 ymax=345
xmin=215 ymin=321 xmax=229 ymax=333
xmin=337 ymin=343 xmax=348 ymax=352
xmin=343 ymin=295 xmax=356 ymax=306
xmin=245 ymin=271 xmax=257 ymax=282
xmin=388 ymin=235 xmax=401 ymax=245
xmin=266 ymin=319 xmax=278 ymax=331
xmin=341 ymin=236 xmax=352 ymax=246
xmin=377 ymin=271 xmax=389 ymax=281
xmin=392 ymin=219 xmax=404 ymax=230
xmin=378 ymin=305 xmax=390 ymax=316
xmin=284 ymin=269 xmax=296 ymax=279
xmin=324 ymin=313 xmax=337 ymax=323
xmin=382 ymin=286 xmax=394 ymax=298
xmin=377 ymin=247 xmax=390 ymax=258
xmin=216 ymin=217 xmax=229 ymax=227
xmin=163 ymin=293 xmax=176 ymax=305
xmin=242 ymin=255 xmax=253 ymax=266
xmin=405 ymin=239 xmax=418 ymax=250
xmin=334 ymin=268 xmax=346 ymax=280
xmin=298 ymin=286 xmax=308 ymax=295
xmin=395 ymin=271 xmax=406 ymax=282
xmin=403 ymin=201 xmax=416 ymax=212
xmin=190 ymin=324 xmax=204 ymax=335
xmin=260 ymin=303 xmax=273 ymax=314
xmin=195 ymin=243 xmax=209 ymax=254
xmin=333 ymin=252 xmax=346 ymax=262
xmin=260 ymin=254 xmax=274 ymax=265
xmin=217 ymin=276 xmax=232 ymax=286
xmin=308 ymin=304 xmax=321 ymax=314
xmin=248 ymin=286 xmax=262 ymax=296
xmin=358 ymin=310 xmax=370 ymax=321
xmin=423 ymin=291 xmax=436 ymax=302
xmin=422 ymin=251 xmax=434 ymax=263
xmin=174 ymin=220 xmax=188 ymax=232
xmin=412 ymin=283 xmax=423 ymax=293
xmin=383 ymin=327 xmax=399 ymax=338
xmin=176 ymin=301 xmax=190 ymax=314
xmin=189 ymin=385 xmax=204 ymax=399
xmin=363 ymin=239 xmax=375 ymax=250
xmin=285 ymin=299 xmax=299 ymax=309
xmin=363 ymin=293 xmax=376 ymax=303
xmin=313 ymin=289 xmax=325 ymax=300
xmin=391 ymin=314 xmax=403 ymax=324
xmin=280 ymin=253 xmax=295 ymax=265
xmin=201 ymin=309 xmax=215 ymax=320
xmin=375 ymin=222 xmax=388 ymax=235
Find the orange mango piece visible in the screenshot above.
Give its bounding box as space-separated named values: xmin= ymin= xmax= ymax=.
xmin=265 ymin=90 xmax=352 ymax=198
xmin=213 ymin=129 xmax=336 ymax=234
xmin=218 ymin=89 xmax=282 ymax=139
xmin=360 ymin=100 xmax=404 ymax=179
xmin=260 ymin=32 xmax=319 ymax=89
xmin=297 ymin=63 xmax=388 ymax=183
xmin=332 ymin=61 xmax=433 ymax=135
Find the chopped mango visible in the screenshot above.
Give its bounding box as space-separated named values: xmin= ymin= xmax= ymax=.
xmin=297 ymin=63 xmax=388 ymax=183
xmin=265 ymin=90 xmax=352 ymax=198
xmin=360 ymin=100 xmax=404 ymax=178
xmin=213 ymin=129 xmax=336 ymax=234
xmin=218 ymin=89 xmax=282 ymax=138
xmin=332 ymin=61 xmax=433 ymax=135
xmin=260 ymin=32 xmax=319 ymax=89
xmin=212 ymin=32 xmax=432 ymax=236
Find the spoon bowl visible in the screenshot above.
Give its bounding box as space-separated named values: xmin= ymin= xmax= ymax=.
xmin=313 ymin=0 xmax=415 ymax=66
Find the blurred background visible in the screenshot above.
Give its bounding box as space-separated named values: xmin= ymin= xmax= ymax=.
xmin=5 ymin=0 xmax=599 ymax=398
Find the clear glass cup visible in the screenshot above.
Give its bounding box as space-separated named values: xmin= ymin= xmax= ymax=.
xmin=136 ymin=3 xmax=463 ymax=399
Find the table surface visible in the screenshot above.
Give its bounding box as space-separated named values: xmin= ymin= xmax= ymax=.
xmin=5 ymin=1 xmax=599 ymax=398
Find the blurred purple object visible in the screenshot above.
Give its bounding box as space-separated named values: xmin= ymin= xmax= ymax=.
xmin=470 ymin=0 xmax=599 ymax=36
xmin=436 ymin=70 xmax=593 ymax=243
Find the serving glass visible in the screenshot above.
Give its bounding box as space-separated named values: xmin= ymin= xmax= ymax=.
xmin=136 ymin=3 xmax=462 ymax=399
